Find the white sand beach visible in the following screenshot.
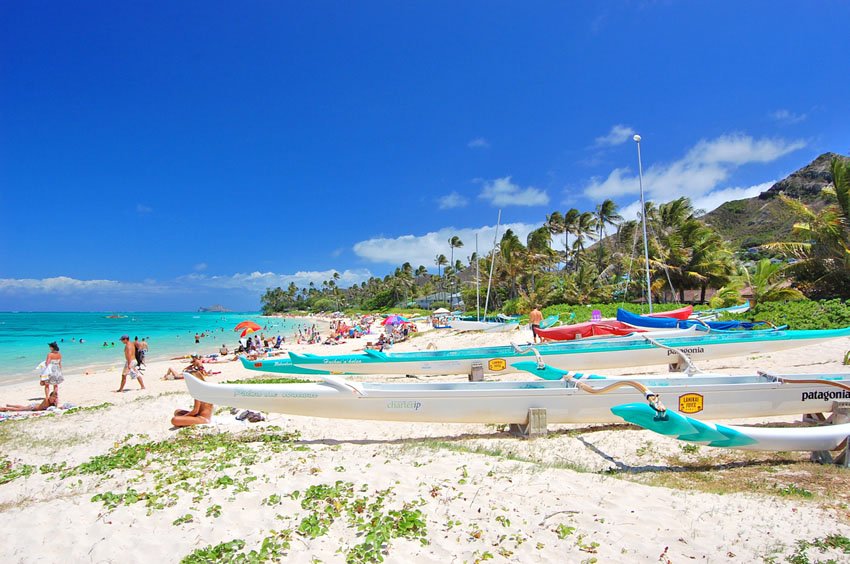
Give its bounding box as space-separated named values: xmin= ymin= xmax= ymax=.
xmin=2 ymin=322 xmax=850 ymax=563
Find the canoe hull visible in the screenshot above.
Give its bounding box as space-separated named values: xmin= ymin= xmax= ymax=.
xmin=449 ymin=320 xmax=520 ymax=332
xmin=288 ymin=328 xmax=850 ymax=376
xmin=185 ymin=373 xmax=850 ymax=425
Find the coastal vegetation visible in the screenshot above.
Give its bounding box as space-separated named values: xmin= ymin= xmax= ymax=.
xmin=261 ymin=155 xmax=850 ymax=321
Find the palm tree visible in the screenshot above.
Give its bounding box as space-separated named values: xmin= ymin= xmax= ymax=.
xmin=571 ymin=212 xmax=597 ymax=270
xmin=766 ymin=156 xmax=850 ymax=298
xmin=435 ymin=254 xmax=448 ymax=292
xmin=545 ymin=211 xmax=564 ymax=269
xmin=746 ymin=259 xmax=805 ymax=304
xmin=525 ymin=226 xmax=555 ymax=293
xmin=594 ymin=199 xmax=623 ymax=268
xmin=562 ymin=208 xmax=580 ymax=268
xmin=498 ymin=229 xmax=525 ymax=300
xmin=448 ymin=236 xmax=463 ymax=308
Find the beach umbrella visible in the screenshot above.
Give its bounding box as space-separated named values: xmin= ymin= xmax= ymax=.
xmin=234 ymin=320 xmax=261 ymax=332
xmin=382 ymin=314 xmax=409 ymax=326
xmin=239 ymin=327 xmax=259 ymax=338
xmin=433 ymin=308 xmax=450 ymax=314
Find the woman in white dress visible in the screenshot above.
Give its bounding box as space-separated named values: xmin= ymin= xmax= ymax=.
xmin=42 ymin=342 xmax=64 ymax=405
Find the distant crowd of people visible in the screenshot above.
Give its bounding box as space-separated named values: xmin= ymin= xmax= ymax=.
xmin=10 ymin=314 xmax=418 ymax=428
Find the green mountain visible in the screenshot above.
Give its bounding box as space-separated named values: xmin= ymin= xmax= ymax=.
xmin=701 ymin=152 xmax=849 ymax=250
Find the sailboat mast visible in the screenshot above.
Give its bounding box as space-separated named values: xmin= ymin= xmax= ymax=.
xmin=475 ymin=234 xmax=480 ymax=321
xmin=483 ymin=210 xmax=501 ymax=319
xmin=634 ymin=134 xmax=653 ymax=313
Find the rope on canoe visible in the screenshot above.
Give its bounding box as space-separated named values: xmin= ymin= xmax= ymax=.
xmin=758 ymin=371 xmax=850 ymax=393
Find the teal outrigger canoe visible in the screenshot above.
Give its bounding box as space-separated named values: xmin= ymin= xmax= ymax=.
xmin=239 ymin=355 xmax=332 ymax=375
xmin=244 ymin=327 xmax=850 ymax=377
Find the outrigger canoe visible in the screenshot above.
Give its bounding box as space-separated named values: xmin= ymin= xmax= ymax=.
xmin=184 ymin=371 xmax=850 ymax=426
xmin=691 ymin=301 xmax=751 ymax=321
xmin=535 ymin=320 xmax=644 ymax=341
xmin=618 ymin=308 xmax=775 ymax=331
xmin=239 ymin=356 xmax=332 ymax=375
xmin=449 ymin=319 xmax=520 ymax=332
xmin=278 ymin=327 xmax=850 ymax=377
xmin=644 ymin=305 xmax=693 ymax=319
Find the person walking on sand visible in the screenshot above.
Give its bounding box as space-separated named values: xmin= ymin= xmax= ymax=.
xmin=41 ymin=342 xmax=64 ymax=404
xmin=116 ymin=335 xmax=145 ymax=392
xmin=529 ymin=305 xmax=544 ymax=344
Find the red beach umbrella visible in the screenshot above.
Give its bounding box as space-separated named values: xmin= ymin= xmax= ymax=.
xmin=239 ymin=327 xmax=259 ymax=338
xmin=234 ymin=320 xmax=261 ymax=332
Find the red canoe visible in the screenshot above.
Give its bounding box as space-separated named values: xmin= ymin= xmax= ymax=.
xmin=535 ymin=321 xmax=645 ymax=342
xmin=643 ymin=305 xmax=693 ymax=320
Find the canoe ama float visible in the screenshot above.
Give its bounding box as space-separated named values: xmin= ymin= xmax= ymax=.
xmin=612 ymin=402 xmax=850 ymax=451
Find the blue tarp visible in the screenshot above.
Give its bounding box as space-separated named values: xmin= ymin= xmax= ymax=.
xmin=617 ymin=308 xmax=768 ymax=330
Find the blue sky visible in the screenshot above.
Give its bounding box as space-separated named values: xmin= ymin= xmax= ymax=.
xmin=1 ymin=1 xmax=849 ymax=311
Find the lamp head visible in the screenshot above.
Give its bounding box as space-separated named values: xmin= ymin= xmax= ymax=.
xmin=633 ymin=134 xmax=642 ymax=143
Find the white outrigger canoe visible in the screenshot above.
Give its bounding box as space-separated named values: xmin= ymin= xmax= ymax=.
xmin=448 ymin=319 xmax=520 ymax=332
xmin=281 ymin=327 xmax=850 ymax=376
xmin=185 ymin=371 xmax=850 ymax=426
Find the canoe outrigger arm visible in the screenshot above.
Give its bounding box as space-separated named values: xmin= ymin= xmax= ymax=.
xmin=319 ymin=375 xmax=366 ymax=397
xmin=511 ymin=359 xmax=668 ymax=415
xmin=639 ymin=334 xmax=703 ymax=376
xmin=510 ymin=342 xmax=546 ymax=370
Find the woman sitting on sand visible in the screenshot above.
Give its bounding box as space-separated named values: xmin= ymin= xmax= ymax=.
xmin=163 ymin=355 xmax=207 ymax=380
xmin=1 ymin=391 xmax=59 ymax=412
xmin=170 ymin=372 xmax=214 ymax=427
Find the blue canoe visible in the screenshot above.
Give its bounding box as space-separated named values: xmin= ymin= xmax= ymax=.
xmin=618 ymin=307 xmax=773 ymax=331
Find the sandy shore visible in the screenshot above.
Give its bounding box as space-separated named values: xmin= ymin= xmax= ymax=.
xmin=2 ymin=322 xmax=850 ymax=563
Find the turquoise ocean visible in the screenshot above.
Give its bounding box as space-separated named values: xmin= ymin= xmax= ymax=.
xmin=0 ymin=312 xmax=310 ymax=386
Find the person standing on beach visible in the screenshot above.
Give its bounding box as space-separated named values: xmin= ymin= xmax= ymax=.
xmin=116 ymin=335 xmax=145 ymax=392
xmin=529 ymin=305 xmax=544 ymax=344
xmin=42 ymin=342 xmax=64 ymax=404
xmin=134 ymin=337 xmax=148 ymax=368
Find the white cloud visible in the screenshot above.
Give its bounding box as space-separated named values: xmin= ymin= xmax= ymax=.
xmin=583 ymin=134 xmax=805 ymax=201
xmin=353 ymin=222 xmax=565 ymax=267
xmin=467 ymin=137 xmax=490 ymax=149
xmin=438 ymin=192 xmax=469 ymax=209
xmin=0 ymin=276 xmax=167 ymax=294
xmin=770 ymin=109 xmax=807 ymax=124
xmin=612 ymin=180 xmax=776 ymax=223
xmin=181 ymin=269 xmax=373 ymax=291
xmin=594 ymin=124 xmax=636 ymax=147
xmin=692 ymin=181 xmax=775 ymax=215
xmin=0 ymin=268 xmax=375 ymax=299
xmin=194 ymin=262 xmax=208 ymax=272
xmin=136 ymin=204 xmax=153 ymax=214
xmin=479 ymin=177 xmax=549 ymax=207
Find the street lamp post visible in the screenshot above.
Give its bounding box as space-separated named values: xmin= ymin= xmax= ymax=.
xmin=634 ymin=134 xmax=653 ymax=313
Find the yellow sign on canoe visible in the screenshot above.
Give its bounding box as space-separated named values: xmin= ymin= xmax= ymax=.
xmin=678 ymin=393 xmax=704 ymax=414
xmin=488 ymin=358 xmax=507 ymax=371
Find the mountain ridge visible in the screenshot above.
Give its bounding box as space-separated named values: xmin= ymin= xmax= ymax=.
xmin=701 ymin=152 xmax=848 ymax=249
